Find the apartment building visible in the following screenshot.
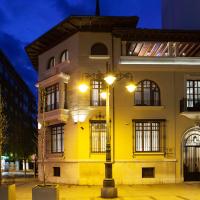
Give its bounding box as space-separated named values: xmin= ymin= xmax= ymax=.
xmin=0 ymin=50 xmax=37 ymax=169
xmin=26 ymin=14 xmax=200 ymax=184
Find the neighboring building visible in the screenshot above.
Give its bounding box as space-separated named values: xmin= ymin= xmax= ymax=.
xmin=26 ymin=12 xmax=200 ymax=184
xmin=162 ymin=0 xmax=200 ymax=29
xmin=0 ymin=50 xmax=37 ymax=170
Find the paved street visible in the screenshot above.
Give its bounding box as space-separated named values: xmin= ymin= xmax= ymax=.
xmin=10 ymin=179 xmax=200 ymax=200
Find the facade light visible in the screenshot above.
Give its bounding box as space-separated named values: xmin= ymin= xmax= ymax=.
xmin=126 ymin=82 xmax=137 ymax=93
xmin=79 ymin=83 xmax=89 ymax=93
xmin=38 ymin=122 xmax=42 ymax=130
xmin=104 ymin=74 xmax=116 ymax=85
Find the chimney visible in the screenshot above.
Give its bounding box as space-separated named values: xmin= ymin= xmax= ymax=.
xmin=96 ymin=0 xmax=100 ymax=16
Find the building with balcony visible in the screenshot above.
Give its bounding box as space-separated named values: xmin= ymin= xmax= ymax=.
xmin=0 ymin=50 xmax=37 ymax=169
xmin=26 ymin=11 xmax=200 ymax=184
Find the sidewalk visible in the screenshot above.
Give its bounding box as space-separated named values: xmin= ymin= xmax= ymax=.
xmin=14 ymin=180 xmax=200 ymax=200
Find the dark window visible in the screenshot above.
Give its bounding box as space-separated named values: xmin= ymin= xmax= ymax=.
xmin=90 ymin=80 xmax=106 ymax=106
xmin=45 ymin=84 xmax=59 ymax=112
xmin=134 ymin=80 xmax=160 ymax=106
xmin=134 ymin=120 xmax=165 ymax=152
xmin=90 ymin=121 xmax=106 ymax=153
xmin=47 ymin=57 xmax=55 ymax=69
xmin=142 ymin=167 xmax=155 ymax=178
xmin=60 ymin=50 xmax=69 ymax=63
xmin=186 ymin=80 xmax=200 ymax=108
xmin=51 ymin=125 xmax=64 ymax=153
xmin=91 ymin=43 xmax=108 ymax=55
xmin=53 ymin=167 xmax=60 ymax=177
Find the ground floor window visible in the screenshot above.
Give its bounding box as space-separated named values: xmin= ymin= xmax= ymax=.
xmin=51 ymin=124 xmax=64 ymax=153
xmin=90 ymin=120 xmax=106 ymax=153
xmin=133 ymin=119 xmax=165 ymax=152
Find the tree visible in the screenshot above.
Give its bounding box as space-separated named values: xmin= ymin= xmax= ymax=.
xmin=0 ymin=94 xmax=7 ymax=185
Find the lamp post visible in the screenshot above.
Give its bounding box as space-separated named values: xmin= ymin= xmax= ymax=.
xmin=79 ymin=71 xmax=136 ymax=198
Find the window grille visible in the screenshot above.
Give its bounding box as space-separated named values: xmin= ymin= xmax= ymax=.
xmin=90 ymin=120 xmax=106 ymax=153
xmin=133 ymin=120 xmax=165 ymax=152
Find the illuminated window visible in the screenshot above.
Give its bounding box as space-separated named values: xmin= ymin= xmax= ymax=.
xmin=186 ymin=80 xmax=200 ymax=108
xmin=91 ymin=121 xmax=106 ymax=153
xmin=51 ymin=125 xmax=64 ymax=153
xmin=90 ymin=80 xmax=106 ymax=106
xmin=134 ymin=80 xmax=160 ymax=106
xmin=60 ymin=50 xmax=69 ymax=63
xmin=134 ymin=120 xmax=165 ymax=152
xmin=47 ymin=57 xmax=55 ymax=69
xmin=45 ymin=84 xmax=59 ymax=112
xmin=91 ymin=43 xmax=108 ymax=55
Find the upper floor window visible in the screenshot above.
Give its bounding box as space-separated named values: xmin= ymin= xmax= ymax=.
xmin=133 ymin=120 xmax=165 ymax=152
xmin=90 ymin=120 xmax=106 ymax=153
xmin=45 ymin=84 xmax=59 ymax=112
xmin=90 ymin=80 xmax=106 ymax=106
xmin=51 ymin=124 xmax=64 ymax=153
xmin=91 ymin=43 xmax=108 ymax=55
xmin=134 ymin=80 xmax=160 ymax=106
xmin=186 ymin=80 xmax=200 ymax=107
xmin=47 ymin=57 xmax=55 ymax=70
xmin=60 ymin=50 xmax=69 ymax=63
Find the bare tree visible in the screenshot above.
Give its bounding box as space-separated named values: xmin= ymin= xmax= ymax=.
xmin=0 ymin=94 xmax=7 ymax=185
xmin=39 ymin=87 xmax=47 ymax=186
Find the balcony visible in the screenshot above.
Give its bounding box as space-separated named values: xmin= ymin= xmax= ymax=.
xmin=180 ymin=98 xmax=200 ymax=120
xmin=38 ymin=109 xmax=69 ymax=125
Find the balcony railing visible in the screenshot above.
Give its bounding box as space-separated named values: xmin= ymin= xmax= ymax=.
xmin=180 ymin=98 xmax=200 ymax=112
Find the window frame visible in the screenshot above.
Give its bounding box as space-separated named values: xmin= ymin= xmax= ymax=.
xmin=134 ymin=80 xmax=160 ymax=106
xmin=90 ymin=79 xmax=106 ymax=106
xmin=51 ymin=124 xmax=64 ymax=153
xmin=133 ymin=119 xmax=165 ymax=153
xmin=91 ymin=43 xmax=108 ymax=55
xmin=90 ymin=120 xmax=107 ymax=153
xmin=44 ymin=83 xmax=59 ymax=112
xmin=60 ymin=49 xmax=69 ymax=63
xmin=186 ymin=80 xmax=200 ymax=108
xmin=47 ymin=57 xmax=55 ymax=70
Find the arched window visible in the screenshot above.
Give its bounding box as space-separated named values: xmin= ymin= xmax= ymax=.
xmin=60 ymin=49 xmax=69 ymax=63
xmin=134 ymin=80 xmax=160 ymax=106
xmin=47 ymin=57 xmax=55 ymax=70
xmin=91 ymin=43 xmax=108 ymax=55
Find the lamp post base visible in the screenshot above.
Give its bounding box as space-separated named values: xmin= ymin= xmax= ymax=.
xmin=101 ymin=179 xmax=118 ymax=198
xmin=101 ymin=187 xmax=118 ymax=198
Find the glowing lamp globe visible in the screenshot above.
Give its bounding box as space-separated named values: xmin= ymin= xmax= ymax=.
xmin=104 ymin=74 xmax=116 ymax=85
xmin=100 ymin=92 xmax=107 ymax=99
xmin=126 ymin=83 xmax=137 ymax=93
xmin=79 ymin=83 xmax=89 ymax=93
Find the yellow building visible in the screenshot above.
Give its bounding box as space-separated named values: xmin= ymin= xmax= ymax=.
xmin=26 ymin=15 xmax=200 ymax=185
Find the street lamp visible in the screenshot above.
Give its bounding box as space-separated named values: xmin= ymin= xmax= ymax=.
xmin=78 ymin=71 xmax=136 ymax=198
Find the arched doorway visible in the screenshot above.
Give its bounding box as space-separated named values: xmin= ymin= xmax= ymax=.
xmin=183 ymin=127 xmax=200 ymax=181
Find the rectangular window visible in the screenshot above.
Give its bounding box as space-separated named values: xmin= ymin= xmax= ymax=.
xmin=90 ymin=80 xmax=106 ymax=106
xmin=142 ymin=167 xmax=155 ymax=178
xmin=186 ymin=80 xmax=200 ymax=108
xmin=53 ymin=167 xmax=60 ymax=177
xmin=45 ymin=84 xmax=59 ymax=112
xmin=51 ymin=125 xmax=64 ymax=153
xmin=90 ymin=120 xmax=106 ymax=153
xmin=134 ymin=120 xmax=165 ymax=152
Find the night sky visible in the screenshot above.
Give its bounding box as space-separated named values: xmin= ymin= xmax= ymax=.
xmin=0 ymin=0 xmax=161 ymax=95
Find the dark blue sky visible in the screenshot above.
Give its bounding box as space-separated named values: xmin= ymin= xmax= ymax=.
xmin=0 ymin=0 xmax=161 ymax=95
